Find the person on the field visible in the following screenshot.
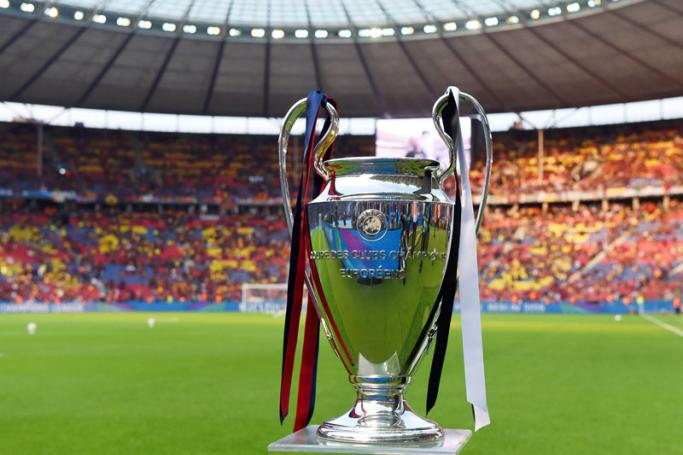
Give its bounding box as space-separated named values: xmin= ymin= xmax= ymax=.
xmin=674 ymin=296 xmax=681 ymax=315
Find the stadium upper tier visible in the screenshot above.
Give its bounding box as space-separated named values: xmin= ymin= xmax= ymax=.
xmin=0 ymin=121 xmax=373 ymax=204
xmin=1 ymin=0 xmax=681 ymax=116
xmin=0 ymin=119 xmax=680 ymax=204
xmin=468 ymin=119 xmax=683 ymax=200
xmin=0 ymin=200 xmax=680 ymax=305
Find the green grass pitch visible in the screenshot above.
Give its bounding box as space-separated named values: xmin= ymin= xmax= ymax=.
xmin=0 ymin=313 xmax=681 ymax=454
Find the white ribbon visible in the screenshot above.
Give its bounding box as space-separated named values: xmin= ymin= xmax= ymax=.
xmin=452 ymin=88 xmax=490 ymax=431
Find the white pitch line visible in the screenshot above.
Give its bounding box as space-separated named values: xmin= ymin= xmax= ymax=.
xmin=640 ymin=313 xmax=683 ymax=337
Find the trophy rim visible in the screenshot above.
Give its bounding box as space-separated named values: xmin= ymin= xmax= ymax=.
xmin=325 ymin=156 xmax=440 ymax=166
xmin=323 ymin=157 xmax=441 ymax=176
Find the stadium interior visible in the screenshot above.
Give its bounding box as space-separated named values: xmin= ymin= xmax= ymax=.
xmin=0 ymin=119 xmax=680 ymax=308
xmin=1 ymin=0 xmax=682 ymax=454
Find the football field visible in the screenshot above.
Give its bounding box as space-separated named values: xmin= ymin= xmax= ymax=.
xmin=0 ymin=312 xmax=681 ymax=454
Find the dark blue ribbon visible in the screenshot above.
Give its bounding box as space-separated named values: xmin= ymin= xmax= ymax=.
xmin=426 ymin=90 xmax=463 ymax=414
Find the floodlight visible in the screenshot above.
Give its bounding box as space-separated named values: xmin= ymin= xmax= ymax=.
xmin=465 ymin=20 xmax=481 ymax=30
xmin=567 ymin=2 xmax=580 ymax=12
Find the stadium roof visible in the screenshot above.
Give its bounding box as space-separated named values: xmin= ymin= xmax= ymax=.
xmin=0 ymin=0 xmax=682 ymax=117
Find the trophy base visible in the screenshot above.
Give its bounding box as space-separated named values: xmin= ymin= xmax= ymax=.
xmin=268 ymin=426 xmax=471 ymax=454
xmin=317 ymin=406 xmax=444 ymax=444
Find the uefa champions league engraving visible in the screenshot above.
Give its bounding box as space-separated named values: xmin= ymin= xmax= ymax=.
xmin=271 ymin=87 xmax=492 ymax=452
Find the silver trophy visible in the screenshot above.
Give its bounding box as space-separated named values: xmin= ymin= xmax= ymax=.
xmin=275 ymin=88 xmax=492 ymax=450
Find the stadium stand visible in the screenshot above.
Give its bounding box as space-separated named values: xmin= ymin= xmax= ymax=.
xmin=0 ymin=119 xmax=681 ymax=306
xmin=470 ymin=120 xmax=683 ymax=197
xmin=2 ymin=120 xmax=681 ymax=205
xmin=0 ymin=202 xmax=289 ymax=304
xmin=0 ymin=198 xmax=680 ymax=306
xmin=478 ymin=200 xmax=683 ymax=305
xmin=0 ymin=122 xmax=373 ymax=205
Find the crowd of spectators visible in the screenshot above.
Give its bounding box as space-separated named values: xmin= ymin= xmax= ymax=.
xmin=0 ymin=199 xmax=680 ymax=305
xmin=2 ymin=119 xmax=681 ymax=204
xmin=478 ymin=199 xmax=683 ymax=304
xmin=0 ymin=122 xmax=373 ymax=205
xmin=573 ymin=201 xmax=683 ymax=303
xmin=0 ymin=118 xmax=681 ymax=306
xmin=0 ymin=203 xmax=288 ymax=304
xmin=469 ymin=120 xmax=683 ymax=196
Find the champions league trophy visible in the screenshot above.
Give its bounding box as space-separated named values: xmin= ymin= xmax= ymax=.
xmin=269 ymin=87 xmax=492 ymax=454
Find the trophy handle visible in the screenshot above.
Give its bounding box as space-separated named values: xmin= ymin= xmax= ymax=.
xmin=432 ymin=87 xmax=492 ymax=233
xmin=278 ymin=98 xmax=340 ymax=236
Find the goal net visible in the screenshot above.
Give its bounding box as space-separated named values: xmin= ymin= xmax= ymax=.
xmin=240 ymin=283 xmax=308 ymax=315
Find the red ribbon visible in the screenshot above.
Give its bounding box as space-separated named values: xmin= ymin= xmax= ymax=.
xmin=280 ymin=92 xmax=337 ymax=431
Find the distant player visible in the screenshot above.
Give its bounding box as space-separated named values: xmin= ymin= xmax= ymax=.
xmin=674 ymin=296 xmax=681 ymax=316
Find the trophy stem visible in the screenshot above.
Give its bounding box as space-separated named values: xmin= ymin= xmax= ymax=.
xmin=353 ymin=380 xmax=407 ymax=427
xmin=317 ymin=377 xmax=444 ymax=445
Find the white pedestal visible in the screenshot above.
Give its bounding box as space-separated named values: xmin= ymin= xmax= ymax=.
xmin=268 ymin=426 xmax=472 ymax=454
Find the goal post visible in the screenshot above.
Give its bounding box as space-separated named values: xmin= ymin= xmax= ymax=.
xmin=240 ymin=283 xmax=308 ymax=315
